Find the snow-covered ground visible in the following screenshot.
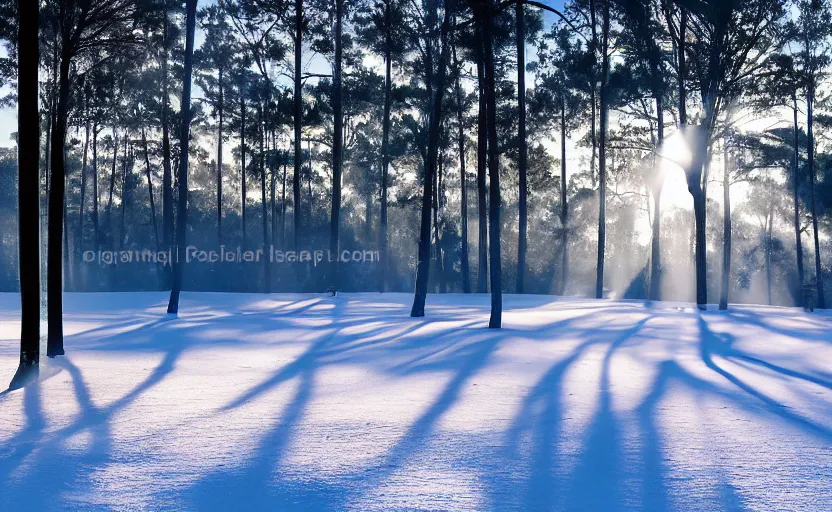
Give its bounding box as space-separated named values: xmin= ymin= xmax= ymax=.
xmin=0 ymin=292 xmax=830 ymax=511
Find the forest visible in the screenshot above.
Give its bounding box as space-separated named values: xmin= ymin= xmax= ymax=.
xmin=2 ymin=0 xmax=832 ymax=342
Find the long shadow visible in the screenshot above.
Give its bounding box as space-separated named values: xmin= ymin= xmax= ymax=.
xmin=564 ymin=317 xmax=652 ymax=511
xmin=697 ymin=314 xmax=832 ymax=442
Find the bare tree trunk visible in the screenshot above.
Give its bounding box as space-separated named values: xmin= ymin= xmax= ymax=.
xmin=476 ymin=35 xmax=488 ymax=294
xmin=240 ymin=92 xmax=247 ymax=248
xmin=454 ymin=42 xmax=470 ymax=293
xmin=559 ymin=97 xmax=568 ymax=295
xmin=719 ymin=140 xmax=731 ymax=310
xmin=107 ymin=130 xmax=118 ymax=247
xmin=281 ymin=156 xmax=287 ymax=247
xmin=161 ymin=10 xmax=174 ymax=268
xmin=766 ymin=209 xmax=773 ymax=306
xmin=293 ymin=0 xmax=304 ymax=250
xmin=516 ymin=0 xmax=527 ymax=294
xmin=808 ymin=89 xmax=825 ymax=309
xmin=10 ymin=0 xmax=41 ymax=388
xmin=410 ymin=0 xmax=455 ymax=317
xmin=329 ymin=0 xmax=344 ymax=291
xmin=595 ymin=0 xmax=609 ymax=300
xmin=142 ymin=128 xmax=161 ymax=250
xmin=259 ymin=107 xmax=270 ymax=292
xmin=379 ymin=0 xmax=392 ymax=292
xmin=167 ymin=0 xmax=197 ymax=314
xmin=92 ymin=125 xmax=100 ymax=253
xmin=79 ymin=117 xmax=89 ymax=287
xmin=218 ymin=67 xmax=224 ymax=244
xmin=482 ymin=4 xmax=502 ymax=328
xmin=46 ymin=43 xmax=72 ymax=357
xmin=792 ymin=97 xmax=804 ymax=307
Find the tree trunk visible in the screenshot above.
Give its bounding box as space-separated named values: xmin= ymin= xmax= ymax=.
xmin=218 ymin=67 xmax=224 ymax=244
xmin=240 ymin=92 xmax=247 ymax=248
xmin=380 ymin=0 xmax=392 ymax=293
xmin=719 ymin=141 xmax=731 ymax=310
xmin=281 ymin=156 xmax=287 ymax=247
xmin=595 ymin=0 xmax=609 ymax=300
xmin=482 ymin=4 xmax=502 ymax=328
xmin=330 ymin=0 xmax=344 ymax=291
xmin=649 ymin=95 xmax=664 ymax=301
xmin=167 ymin=0 xmax=197 ymax=314
xmin=559 ymin=97 xmax=568 ymax=295
xmin=259 ymin=107 xmax=270 ymax=292
xmin=410 ymin=0 xmax=455 ymax=317
xmin=454 ymin=42 xmax=470 ymax=294
xmin=476 ymin=34 xmax=488 ymax=294
xmin=808 ymin=89 xmax=825 ymax=309
xmin=10 ymin=0 xmax=41 ymax=389
xmin=516 ymin=0 xmax=527 ymax=294
xmin=294 ymin=0 xmax=303 ymax=250
xmin=78 ymin=118 xmax=89 ymax=288
xmin=92 ymin=125 xmax=100 ymax=254
xmin=46 ymin=43 xmax=71 ymax=357
xmin=766 ymin=210 xmax=773 ymax=305
xmin=792 ymin=98 xmax=804 ymax=307
xmin=107 ymin=131 xmax=118 ymax=246
xmin=142 ymin=128 xmax=161 ymax=250
xmin=161 ymin=10 xmax=174 ymax=266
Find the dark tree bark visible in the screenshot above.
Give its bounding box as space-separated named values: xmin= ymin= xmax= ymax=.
xmin=476 ymin=35 xmax=488 ymax=294
xmin=240 ymin=91 xmax=247 ymax=248
xmin=481 ymin=2 xmax=502 ymax=328
xmin=106 ymin=130 xmax=118 ymax=246
xmin=792 ymin=95 xmax=804 ymax=307
xmin=259 ymin=106 xmax=270 ymax=292
xmin=141 ymin=128 xmax=161 ymax=250
xmin=217 ymin=67 xmax=224 ymax=244
xmin=281 ymin=155 xmax=287 ymax=247
xmin=79 ymin=116 xmax=89 ymax=281
xmin=515 ymin=0 xmax=527 ymax=294
xmin=92 ymin=125 xmax=100 ymax=253
xmin=594 ymin=0 xmax=609 ymax=299
xmin=559 ymin=96 xmax=568 ymax=295
xmin=293 ymin=0 xmax=303 ymax=250
xmin=410 ymin=0 xmax=455 ymax=317
xmin=10 ymin=0 xmax=41 ymax=389
xmin=330 ymin=0 xmax=344 ymax=291
xmin=719 ymin=140 xmax=731 ymax=310
xmin=454 ymin=42 xmax=470 ymax=293
xmin=379 ymin=0 xmax=393 ymax=293
xmin=807 ymin=88 xmax=825 ymax=309
xmin=167 ymin=0 xmax=198 ymax=314
xmin=161 ymin=10 xmax=174 ymax=264
xmin=46 ymin=40 xmax=72 ymax=357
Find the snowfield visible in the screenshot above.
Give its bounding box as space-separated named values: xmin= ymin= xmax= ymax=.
xmin=0 ymin=292 xmax=831 ymax=511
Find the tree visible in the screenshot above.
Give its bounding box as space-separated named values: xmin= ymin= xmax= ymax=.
xmin=355 ymin=0 xmax=407 ymax=293
xmin=795 ymin=0 xmax=830 ymax=309
xmin=167 ymin=0 xmax=198 ymax=314
xmin=197 ymin=4 xmax=236 ymax=244
xmin=663 ymin=0 xmax=783 ymax=309
xmin=516 ymin=0 xmax=528 ymax=293
xmin=329 ymin=0 xmax=345 ymax=290
xmin=44 ymin=0 xmax=141 ymax=355
xmin=411 ymin=0 xmax=456 ymax=317
xmin=9 ymin=0 xmax=41 ymax=390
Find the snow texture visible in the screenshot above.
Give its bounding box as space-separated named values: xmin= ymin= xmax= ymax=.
xmin=1 ymin=292 xmax=831 ymax=511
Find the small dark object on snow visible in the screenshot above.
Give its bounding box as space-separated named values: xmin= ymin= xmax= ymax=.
xmin=802 ymin=282 xmax=817 ymax=312
xmin=326 ymin=287 xmax=337 ymax=297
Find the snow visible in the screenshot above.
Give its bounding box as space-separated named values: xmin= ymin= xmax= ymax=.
xmin=0 ymin=292 xmax=831 ymax=511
